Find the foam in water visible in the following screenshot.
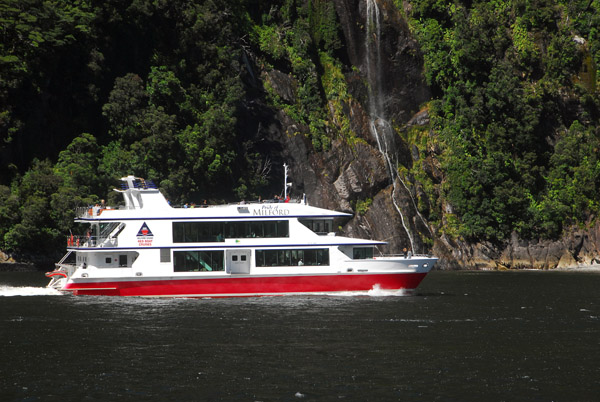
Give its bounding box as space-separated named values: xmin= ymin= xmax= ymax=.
xmin=0 ymin=285 xmax=64 ymax=297
xmin=318 ymin=284 xmax=409 ymax=297
xmin=367 ymin=284 xmax=409 ymax=297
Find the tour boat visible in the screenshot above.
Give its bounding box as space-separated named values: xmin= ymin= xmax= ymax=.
xmin=46 ymin=168 xmax=437 ymax=297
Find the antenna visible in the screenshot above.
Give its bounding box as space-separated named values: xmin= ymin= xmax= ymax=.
xmin=283 ymin=163 xmax=292 ymax=199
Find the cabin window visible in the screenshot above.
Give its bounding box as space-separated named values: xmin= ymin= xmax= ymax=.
xmin=105 ymin=257 xmax=112 ymax=264
xmin=173 ymin=220 xmax=289 ymax=242
xmin=232 ymin=255 xmax=238 ymax=261
xmin=255 ymin=249 xmax=329 ymax=267
xmin=99 ymin=222 xmax=125 ymax=239
xmin=119 ymin=255 xmax=127 ymax=267
xmin=299 ymin=219 xmax=333 ymax=234
xmin=353 ymin=247 xmax=374 ymax=259
xmin=173 ymin=250 xmax=224 ymax=272
xmin=160 ymin=248 xmax=171 ymax=262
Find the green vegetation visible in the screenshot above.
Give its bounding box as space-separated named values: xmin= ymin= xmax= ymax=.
xmin=408 ymin=0 xmax=600 ymax=242
xmin=0 ymin=0 xmax=262 ymax=256
xmin=1 ymin=0 xmax=600 ymax=260
xmin=252 ymin=0 xmax=345 ymax=150
xmin=0 ymin=0 xmax=352 ymax=258
xmin=353 ymin=198 xmax=373 ymax=216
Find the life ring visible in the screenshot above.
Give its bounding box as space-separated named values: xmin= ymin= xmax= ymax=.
xmin=45 ymin=271 xmax=67 ymax=278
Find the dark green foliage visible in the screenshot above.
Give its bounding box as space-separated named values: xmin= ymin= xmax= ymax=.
xmin=250 ymin=0 xmax=345 ymax=150
xmin=0 ymin=0 xmax=97 ymax=179
xmin=2 ymin=160 xmax=64 ymax=255
xmin=2 ymin=0 xmax=600 ymax=258
xmin=531 ymin=121 xmax=600 ymax=237
xmin=411 ymin=0 xmax=600 ymax=241
xmin=0 ymin=0 xmax=275 ymax=256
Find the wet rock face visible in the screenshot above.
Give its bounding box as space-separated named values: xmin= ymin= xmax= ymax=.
xmin=434 ymin=223 xmax=600 ymax=270
xmin=356 ymin=0 xmax=430 ymax=121
xmin=332 ymin=0 xmax=433 ymax=254
xmin=263 ymin=70 xmax=296 ymax=104
xmin=333 ymin=0 xmax=430 ymax=123
xmin=239 ymin=1 xmax=600 ymax=269
xmin=247 ymin=0 xmax=433 ymax=256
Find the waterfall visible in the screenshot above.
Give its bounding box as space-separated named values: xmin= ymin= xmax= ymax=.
xmin=366 ymin=0 xmax=383 ymax=118
xmin=365 ymin=0 xmax=432 ymax=252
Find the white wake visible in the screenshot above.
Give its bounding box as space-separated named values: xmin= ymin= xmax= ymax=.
xmin=318 ymin=285 xmax=410 ymax=297
xmin=0 ymin=285 xmax=64 ymax=297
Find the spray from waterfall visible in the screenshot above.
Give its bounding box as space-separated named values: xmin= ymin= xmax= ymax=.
xmin=365 ymin=0 xmax=432 ymax=252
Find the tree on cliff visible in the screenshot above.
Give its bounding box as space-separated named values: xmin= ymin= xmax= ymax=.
xmin=1 ymin=0 xmax=600 ymax=262
xmin=410 ymin=0 xmax=600 ymax=242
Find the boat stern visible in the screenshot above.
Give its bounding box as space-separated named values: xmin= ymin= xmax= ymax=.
xmin=46 ymin=250 xmax=77 ymax=291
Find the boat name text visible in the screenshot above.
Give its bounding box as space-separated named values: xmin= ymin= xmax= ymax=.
xmin=252 ymin=205 xmax=290 ymax=216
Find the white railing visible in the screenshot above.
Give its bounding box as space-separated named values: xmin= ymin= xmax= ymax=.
xmin=66 ymin=235 xmax=117 ymax=248
xmin=76 ymin=206 xmax=117 ymax=218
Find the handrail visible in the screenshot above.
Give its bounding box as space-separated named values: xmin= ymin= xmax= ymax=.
xmin=57 ymin=250 xmax=73 ymax=265
xmin=75 ymin=206 xmax=118 ymax=219
xmin=66 ymin=235 xmax=118 ymax=248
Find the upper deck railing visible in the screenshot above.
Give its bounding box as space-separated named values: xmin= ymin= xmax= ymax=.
xmin=66 ymin=235 xmax=117 ymax=248
xmin=75 ymin=206 xmax=120 ymax=219
xmin=75 ymin=196 xmax=307 ymax=218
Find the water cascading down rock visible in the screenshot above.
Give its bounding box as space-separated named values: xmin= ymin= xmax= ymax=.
xmin=365 ymin=0 xmax=410 ymax=250
xmin=364 ymin=0 xmax=432 ymax=254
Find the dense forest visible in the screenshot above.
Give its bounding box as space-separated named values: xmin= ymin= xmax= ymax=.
xmin=1 ymin=0 xmax=599 ymax=266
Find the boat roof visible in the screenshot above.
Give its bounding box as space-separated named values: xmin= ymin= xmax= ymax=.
xmin=76 ymin=175 xmax=352 ymax=222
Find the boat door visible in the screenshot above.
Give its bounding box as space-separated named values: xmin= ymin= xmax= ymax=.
xmin=226 ymin=249 xmax=251 ymax=274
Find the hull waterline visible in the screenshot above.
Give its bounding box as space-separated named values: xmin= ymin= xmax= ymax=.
xmin=62 ymin=272 xmax=428 ymax=297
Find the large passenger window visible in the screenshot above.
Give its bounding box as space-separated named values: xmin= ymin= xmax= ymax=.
xmin=255 ymin=249 xmax=329 ymax=267
xmin=173 ymin=250 xmax=224 ymax=272
xmin=173 ymin=221 xmax=289 ymax=242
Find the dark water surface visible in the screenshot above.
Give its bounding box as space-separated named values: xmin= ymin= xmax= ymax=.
xmin=1 ymin=270 xmax=598 ymax=401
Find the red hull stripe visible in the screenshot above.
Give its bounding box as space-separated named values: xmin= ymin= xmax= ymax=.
xmin=63 ymin=273 xmax=427 ymax=297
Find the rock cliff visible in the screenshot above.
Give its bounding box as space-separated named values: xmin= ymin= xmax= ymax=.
xmin=243 ymin=0 xmax=600 ymax=270
xmin=244 ymin=0 xmax=433 ymax=256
